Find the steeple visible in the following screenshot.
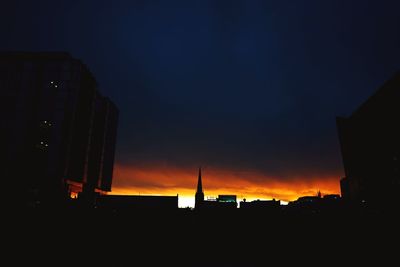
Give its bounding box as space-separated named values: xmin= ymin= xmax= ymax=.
xmin=197 ymin=167 xmax=203 ymax=193
xmin=195 ymin=167 xmax=204 ymax=209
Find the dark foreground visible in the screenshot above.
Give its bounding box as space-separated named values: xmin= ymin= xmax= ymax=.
xmin=8 ymin=208 xmax=400 ymax=266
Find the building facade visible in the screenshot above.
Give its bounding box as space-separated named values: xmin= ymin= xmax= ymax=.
xmin=336 ymin=72 xmax=400 ymax=208
xmin=1 ymin=52 xmax=118 ymax=208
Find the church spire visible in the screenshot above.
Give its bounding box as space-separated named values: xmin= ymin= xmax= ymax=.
xmin=197 ymin=167 xmax=203 ymax=193
xmin=195 ymin=167 xmax=204 ymax=209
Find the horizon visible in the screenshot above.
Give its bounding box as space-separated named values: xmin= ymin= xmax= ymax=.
xmin=110 ymin=164 xmax=339 ymax=208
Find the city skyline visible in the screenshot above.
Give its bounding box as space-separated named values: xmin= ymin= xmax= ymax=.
xmin=3 ymin=3 xmax=399 ymax=267
xmin=112 ymin=164 xmax=339 ymax=208
xmin=2 ymin=0 xmax=400 ymax=209
xmin=3 ymin=51 xmax=396 ymax=210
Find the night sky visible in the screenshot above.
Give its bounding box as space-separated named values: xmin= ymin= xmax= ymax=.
xmin=3 ymin=0 xmax=400 ymax=206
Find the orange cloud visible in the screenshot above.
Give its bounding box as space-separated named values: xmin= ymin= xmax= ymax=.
xmin=111 ymin=162 xmax=341 ymax=207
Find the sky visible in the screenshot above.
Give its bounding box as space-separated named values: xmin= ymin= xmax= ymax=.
xmin=2 ymin=0 xmax=400 ymax=207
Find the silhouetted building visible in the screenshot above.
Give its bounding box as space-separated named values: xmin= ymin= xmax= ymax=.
xmin=193 ymin=169 xmax=238 ymax=210
xmin=1 ymin=52 xmax=118 ymax=208
xmin=336 ymin=72 xmax=400 ymax=208
xmin=82 ymin=95 xmax=119 ymax=202
xmin=290 ymin=196 xmax=321 ymax=206
xmin=96 ymin=195 xmax=178 ymax=211
xmin=216 ymin=194 xmax=237 ymax=208
xmin=240 ymin=199 xmax=281 ymax=210
xmin=288 ymin=195 xmax=322 ymax=214
xmin=218 ymin=195 xmax=237 ymax=203
xmin=195 ymin=167 xmax=204 ymax=209
xmin=287 ymin=193 xmax=343 ymax=215
xmin=202 ymin=195 xmax=238 ymax=210
xmin=322 ymin=194 xmax=341 ymax=201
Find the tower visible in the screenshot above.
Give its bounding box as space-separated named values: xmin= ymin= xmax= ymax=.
xmin=195 ymin=167 xmax=204 ymax=209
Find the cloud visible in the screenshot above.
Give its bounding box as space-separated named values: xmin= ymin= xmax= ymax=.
xmin=111 ymin=162 xmax=341 ymax=203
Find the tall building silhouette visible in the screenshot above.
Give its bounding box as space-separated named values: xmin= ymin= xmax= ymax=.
xmin=195 ymin=167 xmax=204 ymax=209
xmin=83 ymin=95 xmax=119 ymax=201
xmin=336 ymin=72 xmax=400 ymax=208
xmin=1 ymin=52 xmax=119 ymax=207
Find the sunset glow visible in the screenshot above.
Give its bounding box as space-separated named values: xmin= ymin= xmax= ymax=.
xmin=111 ymin=163 xmax=341 ymax=208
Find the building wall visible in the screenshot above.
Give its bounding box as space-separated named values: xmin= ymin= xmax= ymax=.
xmin=1 ymin=52 xmax=118 ymax=207
xmin=86 ymin=96 xmax=119 ymax=193
xmin=99 ymin=98 xmax=119 ymax=192
xmin=336 ymin=72 xmax=400 ymax=207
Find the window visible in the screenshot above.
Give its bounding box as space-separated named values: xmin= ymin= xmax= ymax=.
xmin=40 ymin=120 xmax=52 ymax=128
xmin=49 ymin=81 xmax=59 ymax=88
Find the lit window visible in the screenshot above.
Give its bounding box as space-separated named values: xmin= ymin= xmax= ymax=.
xmin=50 ymin=81 xmax=59 ymax=88
xmin=40 ymin=120 xmax=52 ymax=128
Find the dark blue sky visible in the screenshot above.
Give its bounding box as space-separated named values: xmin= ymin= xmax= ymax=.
xmin=2 ymin=0 xmax=400 ymax=181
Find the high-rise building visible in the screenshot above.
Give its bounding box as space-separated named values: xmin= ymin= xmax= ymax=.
xmin=85 ymin=95 xmax=119 ymax=195
xmin=336 ymin=72 xmax=400 ymax=208
xmin=1 ymin=52 xmax=118 ymax=208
